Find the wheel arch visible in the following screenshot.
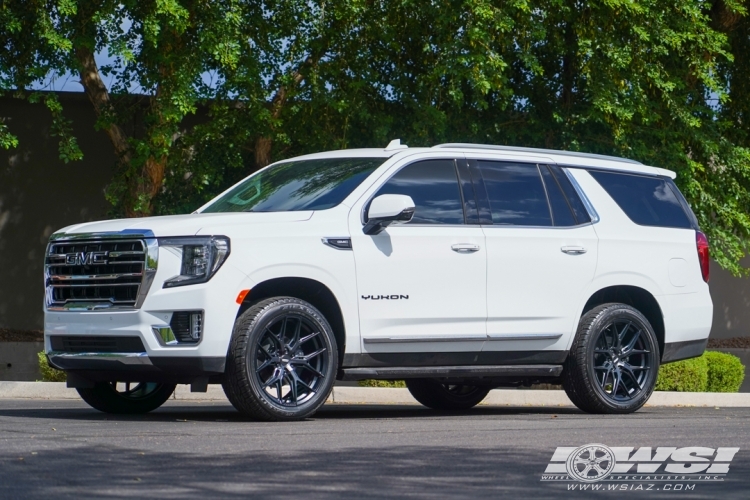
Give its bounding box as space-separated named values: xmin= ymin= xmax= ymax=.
xmin=237 ymin=277 xmax=346 ymax=368
xmin=580 ymin=285 xmax=666 ymax=360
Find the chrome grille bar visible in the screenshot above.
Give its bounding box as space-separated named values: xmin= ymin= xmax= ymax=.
xmin=45 ymin=234 xmax=158 ymax=311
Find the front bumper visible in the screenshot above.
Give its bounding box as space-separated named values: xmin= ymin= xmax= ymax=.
xmin=47 ymin=352 xmax=225 ymax=384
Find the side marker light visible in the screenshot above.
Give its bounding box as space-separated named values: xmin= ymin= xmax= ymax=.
xmin=236 ymin=289 xmax=250 ymax=304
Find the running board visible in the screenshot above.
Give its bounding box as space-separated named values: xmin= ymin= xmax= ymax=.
xmin=340 ymin=365 xmax=563 ymax=381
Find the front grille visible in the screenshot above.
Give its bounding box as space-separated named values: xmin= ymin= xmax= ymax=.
xmin=49 ymin=335 xmax=146 ymax=353
xmin=45 ymin=239 xmax=147 ymax=309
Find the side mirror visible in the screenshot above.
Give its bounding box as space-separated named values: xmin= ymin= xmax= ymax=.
xmin=363 ymin=194 xmax=416 ymax=235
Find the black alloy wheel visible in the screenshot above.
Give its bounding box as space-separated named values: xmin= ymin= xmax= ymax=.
xmin=223 ymin=297 xmax=337 ymax=421
xmin=77 ymin=381 xmax=176 ymax=414
xmin=254 ymin=314 xmax=329 ymax=407
xmin=406 ymin=378 xmax=490 ymax=410
xmin=562 ymin=303 xmax=659 ymax=414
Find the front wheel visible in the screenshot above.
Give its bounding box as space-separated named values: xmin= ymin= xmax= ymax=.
xmin=77 ymin=382 xmax=176 ymax=414
xmin=406 ymin=379 xmax=490 ymax=410
xmin=562 ymin=303 xmax=660 ymax=414
xmin=222 ymin=297 xmax=338 ymax=421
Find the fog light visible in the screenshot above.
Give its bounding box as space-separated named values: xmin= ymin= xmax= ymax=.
xmin=168 ymin=311 xmax=203 ymax=344
xmin=190 ymin=312 xmax=202 ymax=341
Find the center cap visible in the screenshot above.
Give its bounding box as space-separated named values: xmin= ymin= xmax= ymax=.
xmin=281 ymin=356 xmax=290 ymax=364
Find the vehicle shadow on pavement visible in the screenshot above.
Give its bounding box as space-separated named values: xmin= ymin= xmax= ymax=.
xmin=0 ymin=403 xmax=588 ymax=423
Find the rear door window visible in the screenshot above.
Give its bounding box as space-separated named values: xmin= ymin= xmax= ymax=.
xmin=539 ymin=165 xmax=577 ymax=226
xmin=589 ymin=170 xmax=692 ymax=228
xmin=476 ymin=161 xmax=552 ymax=226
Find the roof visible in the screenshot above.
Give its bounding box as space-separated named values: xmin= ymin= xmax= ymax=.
xmin=282 ymin=142 xmax=677 ymax=179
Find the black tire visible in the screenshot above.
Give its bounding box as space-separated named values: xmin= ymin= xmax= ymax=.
xmin=222 ymin=297 xmax=338 ymax=421
xmin=406 ymin=379 xmax=490 ymax=410
xmin=77 ymin=382 xmax=176 ymax=414
xmin=562 ymin=303 xmax=660 ymax=414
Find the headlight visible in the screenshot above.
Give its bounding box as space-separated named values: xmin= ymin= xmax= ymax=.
xmin=159 ymin=236 xmax=231 ymax=288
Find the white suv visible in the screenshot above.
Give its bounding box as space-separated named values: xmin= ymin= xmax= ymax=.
xmin=44 ymin=142 xmax=713 ymax=419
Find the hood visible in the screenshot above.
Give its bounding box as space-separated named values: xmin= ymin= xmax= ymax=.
xmin=53 ymin=211 xmax=314 ymax=239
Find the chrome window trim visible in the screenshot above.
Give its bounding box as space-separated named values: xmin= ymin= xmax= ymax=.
xmin=562 ymin=167 xmax=600 ymax=223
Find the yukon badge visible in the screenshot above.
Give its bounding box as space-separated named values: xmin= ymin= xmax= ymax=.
xmin=361 ymin=295 xmax=409 ymax=300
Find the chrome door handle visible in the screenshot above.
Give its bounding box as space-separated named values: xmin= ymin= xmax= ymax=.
xmin=452 ymin=244 xmax=480 ymax=253
xmin=561 ymin=246 xmax=587 ymax=255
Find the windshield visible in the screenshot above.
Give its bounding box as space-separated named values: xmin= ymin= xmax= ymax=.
xmin=202 ymin=157 xmax=385 ymax=213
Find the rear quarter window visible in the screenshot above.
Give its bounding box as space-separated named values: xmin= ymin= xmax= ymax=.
xmin=589 ymin=170 xmax=693 ymax=229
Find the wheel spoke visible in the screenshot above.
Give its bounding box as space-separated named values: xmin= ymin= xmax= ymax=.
xmin=285 ymin=371 xmax=298 ymax=406
xmin=620 ymin=363 xmax=642 ymax=390
xmin=279 ymin=317 xmax=288 ymax=345
xmin=256 ymin=358 xmax=275 ymax=373
xmin=265 ymin=327 xmax=283 ymax=348
xmin=301 ymin=347 xmax=326 ymax=361
xmin=296 ymin=361 xmax=325 ymax=378
xmin=275 ymin=378 xmax=283 ymax=402
xmin=261 ymin=368 xmax=283 ymax=389
xmin=258 ymin=343 xmax=274 ymax=359
xmin=616 ymin=322 xmax=631 ymax=349
xmin=298 ymin=331 xmax=320 ymax=345
xmin=622 ymin=327 xmax=642 ymax=356
xmin=627 ymin=349 xmax=650 ymax=355
xmin=289 ymin=318 xmax=302 ymax=350
xmin=610 ymin=370 xmax=622 ymax=396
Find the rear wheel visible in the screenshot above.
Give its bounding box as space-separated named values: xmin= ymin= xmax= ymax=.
xmin=406 ymin=379 xmax=490 ymax=410
xmin=562 ymin=303 xmax=659 ymax=414
xmin=77 ymin=382 xmax=176 ymax=414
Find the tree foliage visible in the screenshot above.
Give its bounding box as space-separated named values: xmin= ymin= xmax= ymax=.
xmin=2 ymin=1 xmax=750 ymax=273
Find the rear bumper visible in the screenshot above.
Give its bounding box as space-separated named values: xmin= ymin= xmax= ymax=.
xmin=661 ymin=338 xmax=707 ymax=364
xmin=47 ymin=352 xmax=225 ymax=384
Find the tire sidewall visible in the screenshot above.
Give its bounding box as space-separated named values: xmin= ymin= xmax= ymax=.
xmin=240 ymin=299 xmax=337 ymax=419
xmin=582 ymin=305 xmax=659 ymax=413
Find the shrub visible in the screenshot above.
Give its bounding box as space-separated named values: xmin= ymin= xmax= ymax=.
xmin=704 ymin=351 xmax=745 ymax=392
xmin=357 ymin=379 xmax=406 ymax=388
xmin=655 ymin=355 xmax=708 ymax=392
xmin=37 ymin=352 xmax=66 ymax=382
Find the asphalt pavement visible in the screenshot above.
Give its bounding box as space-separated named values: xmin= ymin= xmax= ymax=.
xmin=0 ymin=399 xmax=748 ymax=499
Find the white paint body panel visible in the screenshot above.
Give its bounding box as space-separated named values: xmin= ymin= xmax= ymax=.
xmin=44 ymin=145 xmax=711 ymax=368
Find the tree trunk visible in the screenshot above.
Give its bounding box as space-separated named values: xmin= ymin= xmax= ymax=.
xmin=255 ymin=137 xmax=273 ymax=169
xmin=75 ymin=46 xmax=131 ymax=164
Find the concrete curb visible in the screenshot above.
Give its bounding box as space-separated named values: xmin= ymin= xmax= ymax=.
xmin=1 ymin=382 xmax=750 ymax=407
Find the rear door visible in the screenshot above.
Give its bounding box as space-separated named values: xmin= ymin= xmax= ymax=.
xmin=471 ymin=159 xmax=598 ymax=364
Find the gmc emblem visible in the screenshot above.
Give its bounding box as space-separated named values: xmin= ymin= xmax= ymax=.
xmin=66 ymin=251 xmax=108 ymax=266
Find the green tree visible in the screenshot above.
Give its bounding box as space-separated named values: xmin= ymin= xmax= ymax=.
xmin=2 ymin=1 xmax=750 ymax=274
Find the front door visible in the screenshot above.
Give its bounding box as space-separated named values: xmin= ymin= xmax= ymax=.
xmin=349 ymin=158 xmax=487 ymax=365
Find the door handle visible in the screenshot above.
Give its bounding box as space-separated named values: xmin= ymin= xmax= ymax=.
xmin=561 ymin=246 xmax=587 ymax=255
xmin=452 ymin=244 xmax=480 ymax=253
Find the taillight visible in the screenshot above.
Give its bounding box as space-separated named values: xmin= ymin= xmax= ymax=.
xmin=696 ymin=231 xmax=710 ymax=283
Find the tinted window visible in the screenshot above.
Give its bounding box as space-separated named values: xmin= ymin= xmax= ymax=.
xmin=549 ymin=165 xmax=591 ymax=224
xmin=375 ymin=160 xmax=464 ymax=224
xmin=478 ymin=162 xmax=552 ymax=226
xmin=203 ymin=158 xmax=383 ymax=213
xmin=540 ymin=165 xmax=577 ymax=226
xmin=589 ymin=170 xmax=692 ymax=228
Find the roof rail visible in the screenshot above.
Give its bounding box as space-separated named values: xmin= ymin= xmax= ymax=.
xmin=432 ymin=143 xmax=642 ymax=165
